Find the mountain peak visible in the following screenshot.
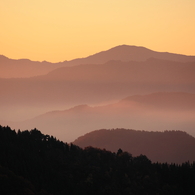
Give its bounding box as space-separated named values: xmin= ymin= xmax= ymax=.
xmin=110 ymin=44 xmax=151 ymax=51
xmin=77 ymin=44 xmax=195 ymax=65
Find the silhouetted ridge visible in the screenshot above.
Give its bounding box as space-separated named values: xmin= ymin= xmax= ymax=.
xmin=81 ymin=44 xmax=195 ymax=63
xmin=73 ymin=128 xmax=195 ymax=164
xmin=0 ymin=55 xmax=9 ymax=61
xmin=1 ymin=45 xmax=195 ymax=78
xmin=7 ymin=92 xmax=195 ymax=143
xmin=120 ymin=92 xmax=195 ymax=110
xmin=1 ymin=125 xmax=195 ymax=194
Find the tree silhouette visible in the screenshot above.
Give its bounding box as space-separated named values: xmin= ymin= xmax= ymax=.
xmin=1 ymin=125 xmax=195 ymax=194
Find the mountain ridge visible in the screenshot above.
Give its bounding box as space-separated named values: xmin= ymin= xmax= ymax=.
xmin=2 ymin=125 xmax=195 ymax=194
xmin=73 ymin=128 xmax=195 ymax=164
xmin=32 ymin=92 xmax=195 ymax=116
xmin=1 ymin=56 xmax=195 ymax=122
xmin=8 ymin=92 xmax=195 ymax=142
xmin=1 ymin=45 xmax=195 ymax=78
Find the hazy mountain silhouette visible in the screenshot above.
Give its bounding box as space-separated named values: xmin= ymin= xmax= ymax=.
xmin=1 ymin=46 xmax=195 ymax=142
xmin=120 ymin=92 xmax=195 ymax=111
xmin=73 ymin=129 xmax=195 ymax=164
xmin=71 ymin=45 xmax=195 ymax=64
xmin=44 ymin=58 xmax=195 ymax=84
xmin=9 ymin=92 xmax=195 ymax=143
xmin=1 ymin=45 xmax=195 ymax=78
xmin=1 ymin=58 xmax=195 ymax=121
xmin=0 ymin=55 xmax=64 ymax=78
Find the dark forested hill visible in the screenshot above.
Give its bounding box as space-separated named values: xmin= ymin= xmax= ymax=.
xmin=1 ymin=125 xmax=195 ymax=194
xmin=73 ymin=129 xmax=195 ymax=164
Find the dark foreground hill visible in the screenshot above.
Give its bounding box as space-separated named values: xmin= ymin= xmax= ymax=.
xmin=1 ymin=125 xmax=195 ymax=195
xmin=73 ymin=129 xmax=195 ymax=164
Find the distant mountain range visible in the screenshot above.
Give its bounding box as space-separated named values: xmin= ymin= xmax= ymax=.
xmin=0 ymin=45 xmax=195 ymax=143
xmin=0 ymin=56 xmax=195 ymax=122
xmin=5 ymin=92 xmax=194 ymax=143
xmin=73 ymin=129 xmax=195 ymax=164
xmin=1 ymin=45 xmax=195 ymax=78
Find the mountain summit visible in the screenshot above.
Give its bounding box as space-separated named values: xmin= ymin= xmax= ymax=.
xmin=1 ymin=45 xmax=195 ymax=78
xmin=68 ymin=44 xmax=195 ymax=65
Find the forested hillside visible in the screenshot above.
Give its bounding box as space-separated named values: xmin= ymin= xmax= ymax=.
xmin=73 ymin=129 xmax=195 ymax=164
xmin=1 ymin=125 xmax=195 ymax=194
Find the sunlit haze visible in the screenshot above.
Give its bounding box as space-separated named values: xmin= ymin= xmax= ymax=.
xmin=1 ymin=0 xmax=195 ymax=62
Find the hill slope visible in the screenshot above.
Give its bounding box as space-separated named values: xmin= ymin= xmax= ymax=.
xmin=75 ymin=45 xmax=195 ymax=64
xmin=1 ymin=58 xmax=195 ymax=121
xmin=0 ymin=55 xmax=63 ymax=78
xmin=1 ymin=45 xmax=195 ymax=78
xmin=73 ymin=129 xmax=195 ymax=164
xmin=1 ymin=125 xmax=195 ymax=194
xmin=10 ymin=92 xmax=195 ymax=142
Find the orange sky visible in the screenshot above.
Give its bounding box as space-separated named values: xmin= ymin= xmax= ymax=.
xmin=1 ymin=0 xmax=195 ymax=62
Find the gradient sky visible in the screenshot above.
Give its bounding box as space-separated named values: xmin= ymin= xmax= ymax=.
xmin=1 ymin=0 xmax=195 ymax=62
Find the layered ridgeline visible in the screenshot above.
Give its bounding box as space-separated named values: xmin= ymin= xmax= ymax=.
xmin=1 ymin=45 xmax=195 ymax=78
xmin=0 ymin=45 xmax=195 ymax=143
xmin=6 ymin=92 xmax=195 ymax=143
xmin=0 ymin=58 xmax=195 ymax=121
xmin=1 ymin=125 xmax=195 ymax=195
xmin=73 ymin=129 xmax=195 ymax=164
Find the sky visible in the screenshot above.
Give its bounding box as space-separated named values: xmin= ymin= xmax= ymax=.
xmin=0 ymin=0 xmax=195 ymax=62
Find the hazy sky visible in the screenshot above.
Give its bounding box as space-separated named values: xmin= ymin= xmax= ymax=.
xmin=1 ymin=0 xmax=195 ymax=62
